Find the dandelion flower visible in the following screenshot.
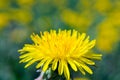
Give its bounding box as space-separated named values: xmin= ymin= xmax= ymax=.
xmin=18 ymin=29 xmax=102 ymax=80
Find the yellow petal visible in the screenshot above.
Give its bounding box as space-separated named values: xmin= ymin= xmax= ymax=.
xmin=84 ymin=53 xmax=102 ymax=60
xmin=58 ymin=59 xmax=64 ymax=75
xmin=88 ymin=40 xmax=96 ymax=49
xmin=31 ymin=33 xmax=41 ymax=45
xmin=36 ymin=58 xmax=47 ymax=68
xmin=80 ymin=33 xmax=86 ymax=41
xmin=64 ymin=61 xmax=70 ymax=80
xmin=42 ymin=58 xmax=52 ymax=71
xmin=67 ymin=30 xmax=71 ymax=36
xmin=80 ymin=57 xmax=95 ymax=65
xmin=71 ymin=30 xmax=77 ymax=38
xmin=82 ymin=36 xmax=90 ymax=46
xmin=77 ymin=33 xmax=86 ymax=49
xmin=67 ymin=58 xmax=77 ymax=71
xmin=25 ymin=59 xmax=36 ymax=68
xmin=19 ymin=57 xmax=32 ymax=63
xmin=73 ymin=60 xmax=86 ymax=75
xmin=19 ymin=54 xmax=29 ymax=58
xmin=80 ymin=63 xmax=93 ymax=74
xmin=52 ymin=59 xmax=58 ymax=70
xmin=78 ymin=66 xmax=86 ymax=75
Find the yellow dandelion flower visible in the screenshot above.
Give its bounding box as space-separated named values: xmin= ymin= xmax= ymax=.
xmin=18 ymin=29 xmax=102 ymax=80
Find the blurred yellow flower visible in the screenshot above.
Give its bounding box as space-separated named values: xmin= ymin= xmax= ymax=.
xmin=18 ymin=29 xmax=102 ymax=80
xmin=94 ymin=0 xmax=112 ymax=14
xmin=11 ymin=9 xmax=33 ymax=24
xmin=114 ymin=0 xmax=120 ymax=8
xmin=96 ymin=22 xmax=119 ymax=52
xmin=61 ymin=9 xmax=93 ymax=31
xmin=74 ymin=77 xmax=90 ymax=80
xmin=0 ymin=0 xmax=10 ymax=9
xmin=0 ymin=13 xmax=10 ymax=29
xmin=107 ymin=9 xmax=120 ymax=26
xmin=17 ymin=0 xmax=35 ymax=8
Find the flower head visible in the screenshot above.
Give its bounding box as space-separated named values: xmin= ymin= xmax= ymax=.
xmin=18 ymin=29 xmax=102 ymax=80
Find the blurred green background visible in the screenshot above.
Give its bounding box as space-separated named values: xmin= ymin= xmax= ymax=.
xmin=0 ymin=0 xmax=120 ymax=80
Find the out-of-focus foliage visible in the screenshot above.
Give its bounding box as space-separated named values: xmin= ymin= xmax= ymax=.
xmin=0 ymin=0 xmax=120 ymax=80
